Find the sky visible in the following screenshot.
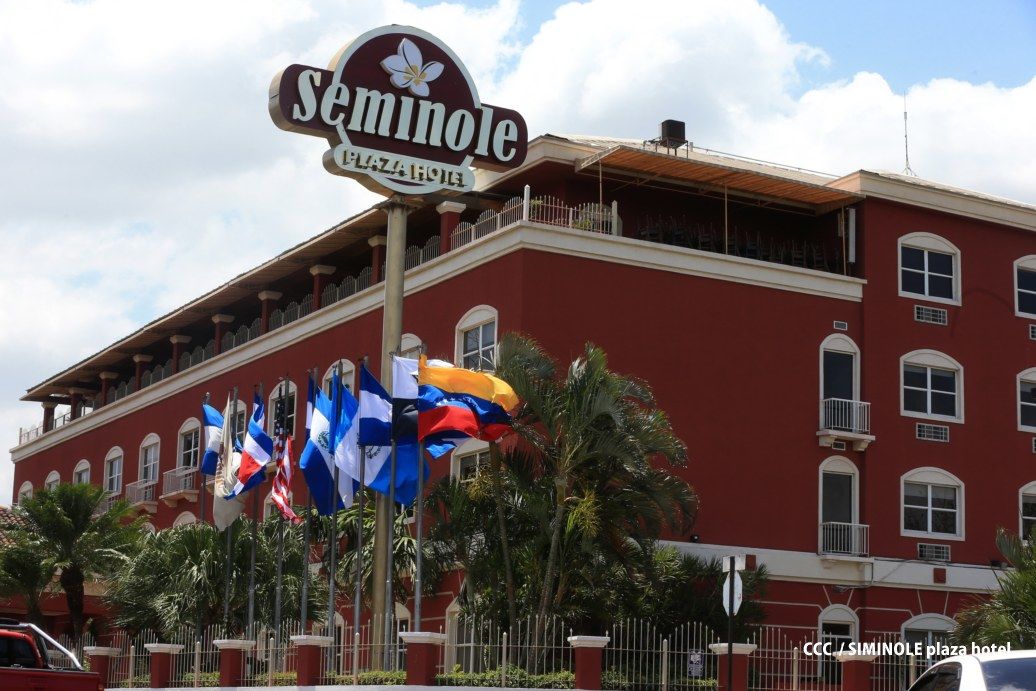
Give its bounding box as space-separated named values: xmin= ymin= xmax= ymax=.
xmin=1 ymin=0 xmax=1034 ymax=504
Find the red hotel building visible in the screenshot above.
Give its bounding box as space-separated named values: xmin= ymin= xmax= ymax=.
xmin=9 ymin=130 xmax=1036 ymax=649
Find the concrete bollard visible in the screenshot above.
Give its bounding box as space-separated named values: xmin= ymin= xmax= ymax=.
xmin=213 ymin=639 xmax=255 ymax=688
xmin=143 ymin=643 xmax=184 ymax=690
xmin=290 ymin=634 xmax=334 ymax=686
xmin=399 ymin=631 xmax=447 ymax=686
xmin=708 ymin=643 xmax=758 ymax=691
xmin=567 ymin=635 xmax=611 ymax=690
xmin=833 ymin=651 xmax=878 ymax=691
xmin=82 ymin=646 xmax=118 ymax=688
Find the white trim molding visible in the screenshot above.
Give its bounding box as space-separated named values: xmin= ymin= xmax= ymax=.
xmin=900 ymin=467 xmax=965 ymax=541
xmin=1019 ymin=481 xmax=1036 ymax=539
xmin=901 ymin=613 xmax=955 ymax=639
xmin=900 ymin=349 xmax=965 ymax=424
xmin=1017 ymin=368 xmax=1036 ymax=433
xmin=1014 ymin=256 xmax=1036 ymax=318
xmin=897 ymin=232 xmax=962 ymax=306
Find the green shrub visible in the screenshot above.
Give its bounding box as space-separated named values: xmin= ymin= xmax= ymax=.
xmin=330 ymin=669 xmax=407 ymax=685
xmin=435 ymin=665 xmax=575 ymax=688
xmin=601 ymin=669 xmax=717 ymax=689
xmin=178 ymin=671 xmax=220 ymax=687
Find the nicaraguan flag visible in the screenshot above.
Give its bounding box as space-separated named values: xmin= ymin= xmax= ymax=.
xmin=201 ymin=400 xmax=225 ymax=475
xmin=300 ymin=377 xmax=351 ymax=514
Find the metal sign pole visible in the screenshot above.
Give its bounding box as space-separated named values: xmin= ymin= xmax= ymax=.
xmin=727 ymin=556 xmax=734 ymax=691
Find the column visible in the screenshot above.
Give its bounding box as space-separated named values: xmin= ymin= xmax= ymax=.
xmin=169 ymin=335 xmax=190 ymax=374
xmin=98 ymin=372 xmax=118 ymax=407
xmin=82 ymin=646 xmax=118 ymax=687
xmin=708 ymin=643 xmax=757 ymax=691
xmin=290 ymin=634 xmax=333 ymax=686
xmin=258 ymin=290 xmax=282 ymax=335
xmin=42 ymin=401 xmax=57 ymax=432
xmin=68 ymin=388 xmax=92 ymax=420
xmin=144 ymin=643 xmax=184 ymax=689
xmin=132 ymin=354 xmax=153 ymax=391
xmin=212 ymin=314 xmax=234 ymax=355
xmin=369 ymin=235 xmax=387 ymax=283
xmin=213 ymin=639 xmax=254 ymax=688
xmin=834 ymin=651 xmax=877 ymax=691
xmin=400 ymin=631 xmax=446 ymax=686
xmin=310 ymin=264 xmax=335 ymax=309
xmin=568 ymin=635 xmax=610 ymax=691
xmin=436 ymin=201 xmax=465 ymax=254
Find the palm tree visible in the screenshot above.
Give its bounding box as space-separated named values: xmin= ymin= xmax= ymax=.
xmin=0 ymin=540 xmax=56 ymax=626
xmin=951 ymin=528 xmax=1036 ymax=648
xmin=13 ymin=483 xmax=140 ymax=644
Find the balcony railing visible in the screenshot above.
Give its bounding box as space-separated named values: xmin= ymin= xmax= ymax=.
xmin=819 ymin=522 xmax=870 ymax=557
xmin=161 ymin=465 xmax=198 ymax=498
xmin=125 ymin=479 xmax=157 ymax=507
xmin=819 ymin=398 xmax=871 ymax=435
xmin=93 ymin=491 xmax=120 ymax=516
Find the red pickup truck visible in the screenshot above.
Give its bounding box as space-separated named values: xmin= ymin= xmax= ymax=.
xmin=0 ymin=619 xmax=104 ymax=691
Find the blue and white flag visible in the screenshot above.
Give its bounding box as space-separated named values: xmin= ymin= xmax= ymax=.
xmin=333 ymin=381 xmax=362 ymax=491
xmin=299 ymin=376 xmax=352 ymax=515
xmin=305 ymin=372 xmax=315 ymax=436
xmin=201 ymin=399 xmax=225 ymax=475
xmin=231 ymin=396 xmax=274 ymax=497
xmin=355 ymin=364 xmax=393 ymax=492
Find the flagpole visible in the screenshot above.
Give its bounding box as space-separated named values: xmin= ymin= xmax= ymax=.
xmin=414 ymin=442 xmax=424 ymax=632
xmin=223 ymin=387 xmax=239 ymax=631
xmin=200 ymin=392 xmax=209 ymax=527
xmin=326 ymin=364 xmax=341 ymax=674
xmin=383 ymin=440 xmax=397 ymax=669
xmin=352 ymin=446 xmax=366 ymax=643
xmin=300 ymin=368 xmax=316 ymax=630
xmin=246 ymin=383 xmax=263 ymax=641
xmin=273 ymin=379 xmax=287 ymax=665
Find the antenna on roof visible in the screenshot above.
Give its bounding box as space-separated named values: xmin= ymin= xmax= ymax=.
xmin=902 ymin=95 xmax=917 ymax=177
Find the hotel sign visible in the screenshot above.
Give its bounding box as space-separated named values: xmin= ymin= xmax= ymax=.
xmin=269 ymin=25 xmax=528 ymax=196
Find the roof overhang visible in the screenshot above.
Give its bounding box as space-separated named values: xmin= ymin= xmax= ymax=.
xmin=576 ymin=145 xmax=861 ymax=213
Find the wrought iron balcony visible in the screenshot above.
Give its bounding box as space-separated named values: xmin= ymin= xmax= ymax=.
xmin=819 ymin=522 xmax=870 ymax=558
xmin=818 ymin=398 xmax=874 ymax=451
xmin=125 ymin=479 xmax=158 ymax=513
xmin=160 ymin=466 xmax=199 ymax=506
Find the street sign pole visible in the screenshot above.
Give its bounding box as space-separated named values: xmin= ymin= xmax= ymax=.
xmin=727 ymin=555 xmax=734 ymax=691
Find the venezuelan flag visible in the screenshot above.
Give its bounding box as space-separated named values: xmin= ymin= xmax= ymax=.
xmin=417 ymin=357 xmax=519 ymax=457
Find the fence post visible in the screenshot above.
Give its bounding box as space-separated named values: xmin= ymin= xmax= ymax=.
xmin=144 ymin=643 xmax=184 ymax=689
xmin=193 ymin=639 xmax=201 ymax=688
xmin=708 ymin=643 xmax=756 ymax=691
xmin=399 ymin=631 xmax=446 ymax=686
xmin=611 ymin=200 xmax=619 ymax=235
xmin=352 ymin=631 xmax=361 ymax=685
xmin=127 ymin=644 xmax=136 ymax=688
xmin=834 ymin=652 xmax=877 ymax=691
xmin=568 ymin=635 xmax=610 ymax=691
xmin=267 ymin=636 xmax=275 ymax=686
xmin=213 ymin=639 xmax=255 ymax=688
xmin=792 ymin=646 xmax=800 ymax=690
xmin=291 ymin=634 xmax=333 ymax=686
xmin=522 ymin=185 xmax=531 ymax=221
xmin=82 ymin=646 xmax=118 ymax=688
xmin=501 ymin=631 xmax=509 ymax=687
xmin=661 ymin=638 xmax=669 ymax=691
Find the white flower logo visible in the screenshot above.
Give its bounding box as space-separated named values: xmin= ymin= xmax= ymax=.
xmin=380 ymin=38 xmax=444 ymax=97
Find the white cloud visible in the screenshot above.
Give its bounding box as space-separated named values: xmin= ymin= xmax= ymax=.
xmin=1 ymin=0 xmax=1033 ymax=504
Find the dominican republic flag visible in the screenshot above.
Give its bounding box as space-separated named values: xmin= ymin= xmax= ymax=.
xmin=417 ymin=357 xmax=518 ymax=457
xmin=299 ymin=374 xmax=352 ymax=515
xmin=201 ymin=399 xmax=225 ymax=475
xmin=232 ymin=394 xmax=273 ymax=496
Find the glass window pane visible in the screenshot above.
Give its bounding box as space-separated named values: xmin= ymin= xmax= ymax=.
xmin=930 ymin=369 xmax=956 ymax=392
xmin=904 ymin=365 xmax=928 ymax=389
xmin=823 ymin=351 xmax=855 ymax=400
xmin=931 ymin=510 xmax=957 ymax=534
xmin=481 ymin=322 xmax=495 ymax=346
xmin=904 ymin=388 xmax=928 ymax=413
xmin=1022 ymin=495 xmax=1036 ymax=519
xmin=901 ymin=246 xmax=925 ymax=270
xmin=904 ymin=483 xmax=928 ymax=505
xmin=1022 ymin=382 xmax=1036 ymax=405
xmin=927 ymin=274 xmax=954 ymax=299
xmin=901 ymin=269 xmax=926 ymax=295
xmin=1019 ymin=268 xmax=1036 ymax=292
xmin=931 ymin=485 xmax=957 ymax=509
xmin=1018 ymin=291 xmax=1036 ymax=316
xmin=463 ymin=354 xmax=479 ymax=370
xmin=1022 ymin=403 xmax=1036 ymax=428
xmin=931 ymin=392 xmax=956 ymax=417
xmin=927 ymin=251 xmax=953 ymax=276
xmin=463 ymin=328 xmax=479 ymax=352
xmin=904 ymin=507 xmax=928 ymax=531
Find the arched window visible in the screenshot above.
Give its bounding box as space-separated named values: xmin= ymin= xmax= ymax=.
xmin=1014 ymin=256 xmax=1036 ymax=317
xmin=901 ymin=467 xmax=964 ymax=539
xmin=819 ymin=335 xmax=861 ymax=402
xmin=818 ymin=605 xmax=858 ymax=682
xmin=173 ymin=511 xmax=197 ymax=527
xmin=73 ymin=459 xmax=91 ymax=485
xmin=139 ymin=433 xmax=161 ymax=484
xmin=1018 ymin=368 xmax=1036 ymax=432
xmin=44 ymin=470 xmax=60 ymax=490
xmin=178 ymin=418 xmax=201 ymax=468
xmin=451 ymin=439 xmax=490 ymax=484
xmin=17 ymin=481 xmax=33 ymax=504
xmin=902 ymin=614 xmax=954 ymax=670
xmin=323 ymin=359 xmax=356 ymax=394
xmin=898 ymin=232 xmax=961 ymax=305
xmin=400 ymin=333 xmax=424 ymax=360
xmin=1020 ymin=482 xmax=1036 ymax=539
xmin=818 ymin=457 xmax=863 ymax=555
xmin=104 ymin=447 xmax=124 ymax=495
xmin=456 ymin=305 xmax=498 ymax=371
xmin=268 ymin=380 xmax=298 ymax=437
xmin=900 ymin=350 xmax=964 ymax=422
xmin=221 ymin=399 xmax=248 ymax=446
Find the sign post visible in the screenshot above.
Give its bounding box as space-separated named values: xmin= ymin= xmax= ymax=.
xmin=722 ymin=556 xmax=744 ymax=690
xmin=269 ymin=24 xmax=528 ymax=665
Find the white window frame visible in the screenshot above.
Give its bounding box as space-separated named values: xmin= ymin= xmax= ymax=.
xmin=139 ymin=433 xmax=161 ymax=484
xmin=1014 ymin=256 xmax=1036 ymax=318
xmin=104 ymin=446 xmax=124 ymax=495
xmin=17 ymin=481 xmax=33 ymax=503
xmin=323 ymin=359 xmax=356 ymax=394
xmin=44 ymin=470 xmax=60 ymax=490
xmin=817 ymin=456 xmax=860 ymax=527
xmin=818 ymin=334 xmax=861 ymax=402
xmin=456 ymin=305 xmax=498 ymax=371
xmin=178 ymin=417 xmax=201 ymax=468
xmin=173 ymin=511 xmax=197 ymax=527
xmin=223 ymin=398 xmax=248 ymax=444
xmin=400 ymin=333 xmax=424 ymax=360
xmin=451 ymin=439 xmax=490 ymax=483
xmin=1020 ymin=482 xmax=1036 ymax=539
xmin=900 ymin=350 xmax=964 ymax=423
xmin=1018 ymin=368 xmax=1036 ymax=432
xmin=268 ymin=380 xmax=298 ymax=437
xmin=897 ymin=232 xmax=961 ymax=305
xmin=900 ymin=467 xmax=965 ymax=540
xmin=73 ymin=459 xmax=91 ymax=485
xmin=818 ymin=604 xmax=858 ymax=641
